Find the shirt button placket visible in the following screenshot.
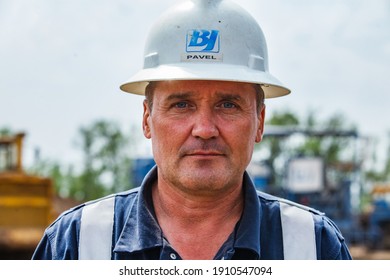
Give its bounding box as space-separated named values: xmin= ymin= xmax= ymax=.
xmin=170 ymin=253 xmax=177 ymax=260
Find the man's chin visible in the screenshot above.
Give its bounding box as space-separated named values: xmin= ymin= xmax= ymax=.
xmin=177 ymin=170 xmax=233 ymax=193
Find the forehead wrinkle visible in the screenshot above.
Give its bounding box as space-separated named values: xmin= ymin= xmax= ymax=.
xmin=165 ymin=90 xmax=244 ymax=100
xmin=158 ymin=87 xmax=254 ymax=104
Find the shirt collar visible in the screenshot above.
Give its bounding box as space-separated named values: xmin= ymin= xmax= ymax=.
xmin=113 ymin=166 xmax=163 ymax=254
xmin=230 ymin=172 xmax=261 ymax=258
xmin=113 ymin=166 xmax=262 ymax=258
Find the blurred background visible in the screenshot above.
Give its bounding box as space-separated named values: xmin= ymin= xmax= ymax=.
xmin=0 ymin=0 xmax=389 ymax=259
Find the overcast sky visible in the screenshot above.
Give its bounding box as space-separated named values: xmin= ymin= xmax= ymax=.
xmin=1 ymin=0 xmax=389 ymax=169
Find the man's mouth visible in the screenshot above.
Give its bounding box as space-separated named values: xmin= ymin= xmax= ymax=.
xmin=185 ymin=150 xmax=225 ymax=157
xmin=184 ymin=150 xmax=225 ymax=160
xmin=179 ymin=142 xmax=228 ymax=158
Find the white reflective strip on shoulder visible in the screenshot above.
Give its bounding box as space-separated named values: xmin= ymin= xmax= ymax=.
xmin=79 ymin=196 xmax=116 ymax=260
xmin=280 ymin=202 xmax=317 ymax=259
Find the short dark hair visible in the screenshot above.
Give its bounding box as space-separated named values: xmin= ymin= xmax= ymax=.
xmin=144 ymin=81 xmax=157 ymax=112
xmin=144 ymin=81 xmax=264 ymax=114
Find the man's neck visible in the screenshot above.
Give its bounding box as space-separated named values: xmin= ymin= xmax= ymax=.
xmin=152 ymin=178 xmax=244 ymax=259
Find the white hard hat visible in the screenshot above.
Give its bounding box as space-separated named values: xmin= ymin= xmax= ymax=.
xmin=120 ymin=0 xmax=290 ymax=98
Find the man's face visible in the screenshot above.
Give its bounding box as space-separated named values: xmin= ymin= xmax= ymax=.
xmin=143 ymin=80 xmax=265 ymax=196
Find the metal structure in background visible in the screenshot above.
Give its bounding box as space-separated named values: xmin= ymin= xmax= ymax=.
xmin=0 ymin=133 xmax=54 ymax=259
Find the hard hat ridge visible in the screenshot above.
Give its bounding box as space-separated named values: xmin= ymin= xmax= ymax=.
xmin=191 ymin=0 xmax=224 ymax=6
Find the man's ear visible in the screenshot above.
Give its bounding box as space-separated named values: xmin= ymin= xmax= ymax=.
xmin=255 ymin=104 xmax=266 ymax=143
xmin=142 ymin=100 xmax=152 ymax=139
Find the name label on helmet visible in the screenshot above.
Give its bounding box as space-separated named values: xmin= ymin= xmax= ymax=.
xmin=181 ymin=53 xmax=223 ymax=62
xmin=182 ymin=29 xmax=223 ymax=62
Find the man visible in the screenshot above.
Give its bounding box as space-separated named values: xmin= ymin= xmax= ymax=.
xmin=32 ymin=0 xmax=352 ymax=260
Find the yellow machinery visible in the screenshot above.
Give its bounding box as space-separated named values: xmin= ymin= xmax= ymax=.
xmin=0 ymin=133 xmax=53 ymax=258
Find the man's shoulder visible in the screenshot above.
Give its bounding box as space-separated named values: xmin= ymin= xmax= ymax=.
xmin=48 ymin=187 xmax=141 ymax=233
xmin=254 ymin=190 xmax=351 ymax=259
xmin=33 ymin=187 xmax=142 ymax=259
xmin=255 ymin=190 xmax=324 ymax=216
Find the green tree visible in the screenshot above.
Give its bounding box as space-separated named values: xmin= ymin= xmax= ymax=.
xmin=383 ymin=132 xmax=390 ymax=181
xmin=365 ymin=131 xmax=390 ymax=182
xmin=297 ymin=111 xmax=356 ymax=164
xmin=0 ymin=127 xmax=12 ymax=136
xmin=74 ymin=119 xmax=132 ymax=201
xmin=30 ymin=159 xmax=80 ymax=199
xmin=30 ymin=120 xmax=134 ymax=201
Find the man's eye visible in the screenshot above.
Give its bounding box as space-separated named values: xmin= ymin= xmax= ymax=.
xmin=174 ymin=102 xmax=188 ymax=109
xmin=221 ymin=102 xmax=236 ymax=109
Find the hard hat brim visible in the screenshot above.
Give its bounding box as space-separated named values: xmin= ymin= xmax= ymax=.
xmin=120 ymin=63 xmax=291 ymax=99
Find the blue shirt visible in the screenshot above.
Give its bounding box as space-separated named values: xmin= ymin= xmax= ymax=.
xmin=32 ymin=166 xmax=352 ymax=260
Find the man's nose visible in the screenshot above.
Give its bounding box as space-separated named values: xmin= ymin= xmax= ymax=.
xmin=191 ymin=108 xmax=219 ymax=139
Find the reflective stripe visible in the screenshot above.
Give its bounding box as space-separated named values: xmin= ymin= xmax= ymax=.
xmin=79 ymin=196 xmax=115 ymax=260
xmin=280 ymin=201 xmax=317 ymax=259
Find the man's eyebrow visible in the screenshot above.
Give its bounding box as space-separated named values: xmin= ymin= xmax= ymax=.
xmin=165 ymin=92 xmax=193 ymax=101
xmin=215 ymin=92 xmax=242 ymax=101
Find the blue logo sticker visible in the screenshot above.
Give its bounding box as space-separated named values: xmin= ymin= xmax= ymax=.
xmin=186 ymin=29 xmax=220 ymax=53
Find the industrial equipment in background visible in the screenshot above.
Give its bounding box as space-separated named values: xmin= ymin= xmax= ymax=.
xmin=367 ymin=183 xmax=390 ymax=249
xmin=0 ymin=132 xmax=54 ymax=259
xmin=247 ymin=126 xmax=390 ymax=250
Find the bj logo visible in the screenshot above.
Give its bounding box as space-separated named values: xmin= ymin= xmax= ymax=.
xmin=186 ymin=29 xmax=220 ymax=53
